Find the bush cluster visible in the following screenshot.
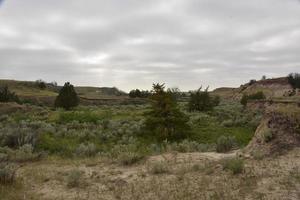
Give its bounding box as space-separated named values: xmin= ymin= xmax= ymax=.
xmin=222 ymin=158 xmax=244 ymax=175
xmin=75 ymin=143 xmax=97 ymax=157
xmin=216 ymin=136 xmax=236 ymax=153
xmin=240 ymin=91 xmax=266 ymax=106
xmin=0 ymin=86 xmax=20 ymax=103
xmin=0 ymin=163 xmax=16 ymax=185
xmin=129 ymin=89 xmax=150 ymax=98
xmin=188 ymin=87 xmax=220 ymax=112
xmin=67 ymin=169 xmax=83 ymax=188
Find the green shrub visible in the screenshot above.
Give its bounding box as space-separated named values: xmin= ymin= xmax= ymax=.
xmin=263 ymin=129 xmax=273 ymax=143
xmin=148 ymin=161 xmax=170 ymax=174
xmin=0 ymin=145 xmax=43 ymax=162
xmin=1 ymin=127 xmax=38 ymax=148
xmin=216 ymin=136 xmax=236 ymax=153
xmin=0 ymin=86 xmax=20 ymax=103
xmin=241 ymin=91 xmax=266 ymax=106
xmin=0 ymin=163 xmax=16 ymax=185
xmin=222 ymin=158 xmax=244 ymax=175
xmin=118 ymin=152 xmax=145 ymax=166
xmin=36 ymin=133 xmax=76 ymax=156
xmin=168 ymin=140 xmax=214 ymax=153
xmin=221 ymin=119 xmax=234 ymax=127
xmin=13 ymin=144 xmax=41 ymax=162
xmin=75 ymin=143 xmax=97 ymax=157
xmin=67 ymin=169 xmax=83 ymax=188
xmin=251 ymin=150 xmax=264 ymax=160
xmin=58 ymin=111 xmax=103 ymax=124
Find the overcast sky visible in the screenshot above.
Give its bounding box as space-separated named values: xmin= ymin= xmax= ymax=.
xmin=0 ymin=0 xmax=300 ymax=91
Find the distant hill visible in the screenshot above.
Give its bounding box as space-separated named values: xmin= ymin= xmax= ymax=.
xmin=1 ymin=77 xmax=298 ymax=106
xmin=210 ymin=87 xmax=237 ymax=99
xmin=212 ymin=77 xmax=299 ymax=101
xmin=0 ymin=79 xmax=58 ymax=97
xmin=0 ymin=79 xmax=129 ymax=106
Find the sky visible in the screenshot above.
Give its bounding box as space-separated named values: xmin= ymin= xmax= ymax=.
xmin=0 ymin=0 xmax=300 ymax=91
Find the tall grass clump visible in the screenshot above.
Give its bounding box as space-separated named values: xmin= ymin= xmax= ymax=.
xmin=148 ymin=161 xmax=170 ymax=174
xmin=222 ymin=158 xmax=244 ymax=175
xmin=216 ymin=136 xmax=236 ymax=153
xmin=75 ymin=143 xmax=97 ymax=157
xmin=0 ymin=163 xmax=17 ymax=185
xmin=67 ymin=169 xmax=83 ymax=188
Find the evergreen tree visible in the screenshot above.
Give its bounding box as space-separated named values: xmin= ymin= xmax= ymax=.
xmin=54 ymin=82 xmax=79 ymax=110
xmin=144 ymin=83 xmax=190 ymax=141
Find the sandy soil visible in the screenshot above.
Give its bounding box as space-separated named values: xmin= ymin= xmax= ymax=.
xmin=11 ymin=148 xmax=300 ymax=200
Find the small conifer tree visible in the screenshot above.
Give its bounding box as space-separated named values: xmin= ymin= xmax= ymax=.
xmin=55 ymin=82 xmax=79 ymax=110
xmin=144 ymin=83 xmax=190 ymax=141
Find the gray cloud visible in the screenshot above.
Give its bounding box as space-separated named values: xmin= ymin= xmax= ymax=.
xmin=0 ymin=0 xmax=300 ymax=91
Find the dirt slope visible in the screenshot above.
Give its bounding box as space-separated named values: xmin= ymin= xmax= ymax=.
xmin=212 ymin=77 xmax=298 ymax=100
xmin=246 ymin=104 xmax=300 ymax=156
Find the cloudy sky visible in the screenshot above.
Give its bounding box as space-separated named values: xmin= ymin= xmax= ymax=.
xmin=0 ymin=0 xmax=300 ymax=91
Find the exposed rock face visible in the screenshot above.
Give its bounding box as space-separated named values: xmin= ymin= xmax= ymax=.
xmin=238 ymin=78 xmax=293 ymax=99
xmin=212 ymin=77 xmax=297 ymax=100
xmin=246 ymin=111 xmax=300 ymax=156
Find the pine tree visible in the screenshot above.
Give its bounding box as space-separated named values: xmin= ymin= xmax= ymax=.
xmin=54 ymin=82 xmax=79 ymax=110
xmin=144 ymin=83 xmax=190 ymax=142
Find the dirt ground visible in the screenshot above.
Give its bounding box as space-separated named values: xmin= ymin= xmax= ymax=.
xmin=5 ymin=148 xmax=298 ymax=200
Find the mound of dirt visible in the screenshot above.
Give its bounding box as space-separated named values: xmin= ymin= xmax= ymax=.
xmin=246 ymin=110 xmax=300 ymax=156
xmin=238 ymin=77 xmax=293 ymax=99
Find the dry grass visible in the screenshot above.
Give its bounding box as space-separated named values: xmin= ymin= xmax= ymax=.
xmin=0 ymin=148 xmax=298 ymax=200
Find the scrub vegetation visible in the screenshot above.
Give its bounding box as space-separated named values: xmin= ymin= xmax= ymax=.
xmin=0 ymin=74 xmax=299 ymax=199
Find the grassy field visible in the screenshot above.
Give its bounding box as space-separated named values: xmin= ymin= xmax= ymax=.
xmin=0 ymin=100 xmax=259 ymax=159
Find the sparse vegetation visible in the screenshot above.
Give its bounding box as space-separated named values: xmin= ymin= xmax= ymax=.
xmin=263 ymin=129 xmax=273 ymax=143
xmin=148 ymin=161 xmax=170 ymax=174
xmin=75 ymin=143 xmax=97 ymax=157
xmin=66 ymin=169 xmax=83 ymax=188
xmin=222 ymin=158 xmax=244 ymax=175
xmin=0 ymin=163 xmax=16 ymax=185
xmin=0 ymin=77 xmax=299 ymax=199
xmin=216 ymin=136 xmax=236 ymax=153
xmin=118 ymin=152 xmax=145 ymax=166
